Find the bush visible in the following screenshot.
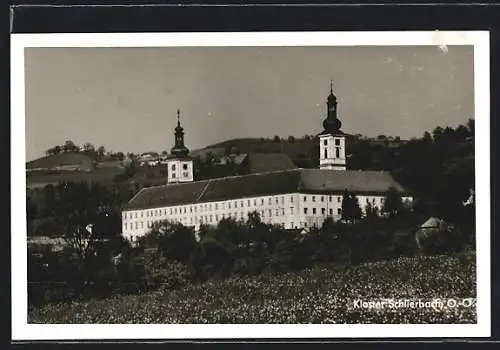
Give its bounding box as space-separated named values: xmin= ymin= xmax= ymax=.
xmin=160 ymin=261 xmax=193 ymax=291
xmin=28 ymin=252 xmax=477 ymax=324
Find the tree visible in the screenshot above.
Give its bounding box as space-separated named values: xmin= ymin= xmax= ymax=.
xmin=382 ymin=186 xmax=403 ymax=218
xmin=432 ymin=126 xmax=444 ymax=141
xmin=46 ymin=145 xmax=62 ymax=156
xmin=467 ymin=118 xmax=475 ymax=136
xmin=27 ymin=195 xmax=38 ymax=236
xmin=82 ymin=142 xmax=95 ymax=152
xmin=97 ymin=146 xmax=106 ymax=160
xmin=341 ymin=190 xmax=362 ymax=224
xmin=115 ymin=152 xmax=125 ymax=161
xmin=82 ymin=142 xmax=97 ymax=159
xmin=423 ymin=131 xmax=433 ymax=143
xmin=320 ymin=217 xmax=336 ymax=232
xmin=66 ymin=223 xmax=99 ymax=262
xmin=63 ymin=140 xmax=79 ymax=153
xmin=287 ymin=135 xmax=296 ymax=142
xmin=364 ymin=202 xmax=379 ymax=222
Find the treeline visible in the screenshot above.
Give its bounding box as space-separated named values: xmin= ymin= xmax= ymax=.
xmin=28 ymin=193 xmax=474 ymax=306
xmin=27 ymin=181 xmax=134 ymax=238
xmin=45 ymin=140 xmax=125 ymax=162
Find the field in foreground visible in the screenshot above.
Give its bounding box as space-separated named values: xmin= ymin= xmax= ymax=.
xmin=28 ymin=252 xmax=476 ymax=324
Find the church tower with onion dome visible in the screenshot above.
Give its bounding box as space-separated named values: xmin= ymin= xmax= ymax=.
xmin=318 ymin=81 xmax=346 ymax=171
xmin=167 ymin=109 xmax=194 ymax=184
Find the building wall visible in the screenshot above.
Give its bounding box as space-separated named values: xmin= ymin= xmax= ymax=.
xmin=319 ymin=134 xmax=346 ymax=170
xmin=121 ymin=192 xmax=413 ymax=242
xmin=167 ymin=159 xmax=193 ymax=183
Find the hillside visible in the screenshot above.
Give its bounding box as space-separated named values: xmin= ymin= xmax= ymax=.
xmin=197 ymin=137 xmax=319 ymax=168
xmin=28 ymin=252 xmax=476 ymax=324
xmin=27 ymin=153 xmax=95 ymax=172
xmin=26 ymin=153 xmax=125 ymax=189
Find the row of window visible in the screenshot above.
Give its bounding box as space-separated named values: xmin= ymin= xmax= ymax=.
xmin=323 ymin=139 xmax=342 ymax=146
xmin=303 ymin=195 xmax=342 ymax=203
xmin=304 ymin=207 xmax=341 ymax=215
xmin=124 ymin=196 xmax=297 ymax=220
xmin=171 ymin=163 xmax=189 ymax=171
xmin=171 ymin=171 xmax=190 ymax=179
xmin=124 ymin=206 xmax=352 ymax=232
xmin=323 ymin=148 xmax=341 ymax=159
xmin=123 ymin=195 xmax=386 ymax=220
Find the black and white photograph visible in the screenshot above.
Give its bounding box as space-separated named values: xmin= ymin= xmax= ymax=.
xmin=11 ymin=31 xmax=490 ymax=339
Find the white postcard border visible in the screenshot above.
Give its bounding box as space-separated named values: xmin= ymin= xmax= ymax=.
xmin=11 ymin=31 xmax=490 ymax=340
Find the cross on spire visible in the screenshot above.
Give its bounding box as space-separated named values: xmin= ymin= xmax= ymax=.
xmin=330 ymin=79 xmax=333 ymax=94
xmin=177 ymin=109 xmax=180 ymax=126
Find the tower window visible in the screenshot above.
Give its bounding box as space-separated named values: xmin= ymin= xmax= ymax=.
xmin=183 ymin=163 xmax=188 ymax=170
xmin=324 ymin=149 xmax=328 ymax=159
xmin=335 ymin=139 xmax=340 ymax=146
xmin=172 ymin=164 xmax=176 ymax=171
xmin=323 ymin=139 xmax=328 ymax=146
xmin=336 ymin=147 xmax=340 ymax=158
xmin=304 ymin=208 xmax=308 ymax=214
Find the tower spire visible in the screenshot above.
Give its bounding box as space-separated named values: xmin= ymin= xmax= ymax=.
xmin=170 ymin=108 xmax=189 ymax=159
xmin=167 ymin=108 xmax=193 ymax=184
xmin=323 ymin=81 xmax=341 ymax=134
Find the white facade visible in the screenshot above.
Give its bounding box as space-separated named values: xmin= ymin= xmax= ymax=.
xmin=122 ymin=192 xmax=413 ymax=242
xmin=319 ymin=133 xmax=346 ymax=171
xmin=166 ymin=158 xmax=193 ymax=183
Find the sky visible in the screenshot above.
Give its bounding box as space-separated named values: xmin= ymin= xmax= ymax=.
xmin=24 ymin=45 xmax=474 ymax=161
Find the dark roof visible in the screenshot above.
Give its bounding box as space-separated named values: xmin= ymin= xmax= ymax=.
xmin=235 ymin=153 xmax=298 ymax=175
xmin=124 ymin=168 xmax=411 ymax=211
xmin=26 ymin=153 xmax=94 ymax=171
